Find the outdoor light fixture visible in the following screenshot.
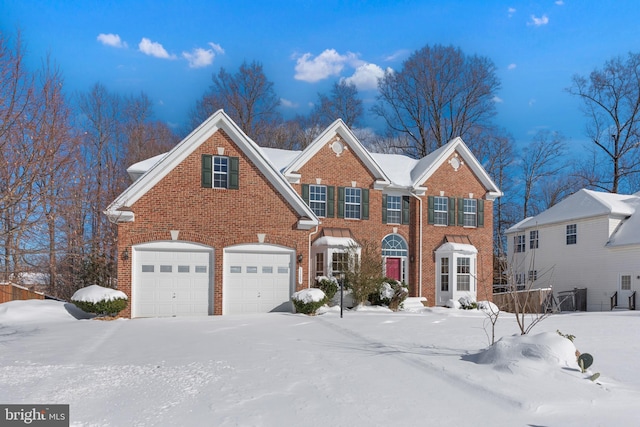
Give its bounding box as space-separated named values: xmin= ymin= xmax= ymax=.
xmin=297 ymin=254 xmax=303 ymax=264
xmin=121 ymin=249 xmax=129 ymax=261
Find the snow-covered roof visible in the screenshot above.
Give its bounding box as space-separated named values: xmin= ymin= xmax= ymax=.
xmin=507 ymin=188 xmax=640 ymax=247
xmin=119 ymin=118 xmax=501 ymax=204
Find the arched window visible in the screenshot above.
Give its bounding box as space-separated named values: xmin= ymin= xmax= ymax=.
xmin=382 ymin=234 xmax=408 ymax=257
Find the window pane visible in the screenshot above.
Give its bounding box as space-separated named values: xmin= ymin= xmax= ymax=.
xmin=213 ymin=156 xmax=228 ymax=188
xmin=262 ymin=266 xmax=273 ymax=274
xmin=441 ymin=257 xmax=449 ymax=291
xmin=195 ymin=266 xmax=207 ymax=273
xmin=463 ymin=199 xmax=477 ymax=227
xmin=387 ymin=195 xmax=401 ymax=224
xmin=566 ymin=224 xmax=577 ymax=245
xmin=277 ymin=266 xmax=289 ymax=274
xmin=178 ymin=265 xmax=190 ymax=273
xmin=141 ymin=265 xmax=154 ymax=273
xmin=345 ymin=188 xmax=361 ymax=219
xmin=622 ymin=275 xmax=631 ymax=290
xmin=246 ymin=266 xmax=258 ymax=273
xmin=434 ymin=196 xmax=448 ymax=225
xmin=230 ymin=266 xmax=241 ymax=273
xmin=309 ymin=185 xmax=327 ymax=217
xmin=160 ymin=265 xmax=172 ymax=273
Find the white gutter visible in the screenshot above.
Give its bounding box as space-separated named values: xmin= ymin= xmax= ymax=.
xmin=307 ymin=225 xmax=320 ymax=288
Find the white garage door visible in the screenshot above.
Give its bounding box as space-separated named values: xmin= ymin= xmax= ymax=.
xmin=224 ymin=245 xmax=294 ymax=314
xmin=133 ymin=242 xmax=213 ymax=318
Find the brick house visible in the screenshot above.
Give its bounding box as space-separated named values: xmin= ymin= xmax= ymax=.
xmin=106 ymin=110 xmax=501 ymax=317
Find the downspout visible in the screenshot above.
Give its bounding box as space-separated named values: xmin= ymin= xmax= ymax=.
xmin=411 ymin=193 xmax=423 ymax=298
xmin=307 ymin=225 xmax=320 ymax=288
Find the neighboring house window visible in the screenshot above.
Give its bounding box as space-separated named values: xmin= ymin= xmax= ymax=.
xmin=514 ymin=235 xmax=525 ymax=253
xmin=529 ymin=230 xmax=539 ymax=249
xmin=528 ymin=270 xmax=537 ymax=282
xmin=201 ymin=154 xmax=239 ymax=189
xmin=621 ymin=275 xmax=631 ymax=291
xmin=441 ymin=257 xmax=449 ymax=292
xmin=462 ymin=198 xmax=477 ymax=227
xmin=566 ymin=224 xmax=577 ymax=245
xmin=433 ymin=196 xmax=448 ymax=225
xmin=386 ymin=196 xmax=401 ymax=224
xmin=309 ymin=185 xmax=327 ymax=217
xmin=457 ymin=257 xmax=471 ymax=291
xmin=315 ymin=253 xmax=324 ymax=277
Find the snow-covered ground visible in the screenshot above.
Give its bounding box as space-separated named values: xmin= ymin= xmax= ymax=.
xmin=1 ymin=299 xmax=638 ymax=427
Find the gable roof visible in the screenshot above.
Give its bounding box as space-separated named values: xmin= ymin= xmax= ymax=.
xmin=409 ymin=137 xmax=501 ymax=198
xmin=281 ymin=119 xmax=391 ymax=189
xmin=105 ymin=109 xmax=319 ymax=230
xmin=507 ymin=189 xmax=636 ymax=233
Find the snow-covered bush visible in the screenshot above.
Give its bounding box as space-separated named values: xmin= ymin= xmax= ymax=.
xmin=71 ymin=285 xmax=128 ymax=317
xmin=292 ymin=288 xmax=327 ymax=315
xmin=315 ymin=276 xmax=338 ymax=300
xmin=369 ymin=280 xmax=409 ymax=311
xmin=458 ymin=296 xmax=478 ymax=310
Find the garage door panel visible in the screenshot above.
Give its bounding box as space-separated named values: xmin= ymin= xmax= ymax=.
xmin=224 ymin=248 xmax=294 ymax=315
xmin=134 ymin=246 xmax=212 ymax=318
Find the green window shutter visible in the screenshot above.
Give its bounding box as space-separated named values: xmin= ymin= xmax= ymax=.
xmin=362 ymin=188 xmax=369 ymax=220
xmin=302 ymin=184 xmax=310 ymax=205
xmin=458 ymin=198 xmax=464 ymax=226
xmin=337 ymin=187 xmax=345 ymax=218
xmin=228 ymin=157 xmax=239 ymax=190
xmin=327 ymin=186 xmax=335 ymax=218
xmin=428 ymin=196 xmax=434 ymax=224
xmin=478 ymin=199 xmax=485 ymax=227
xmin=448 ymin=198 xmax=456 ymax=226
xmin=382 ymin=194 xmax=388 ymax=223
xmin=402 ymin=196 xmax=410 ymax=225
xmin=201 ymin=154 xmax=212 ymax=188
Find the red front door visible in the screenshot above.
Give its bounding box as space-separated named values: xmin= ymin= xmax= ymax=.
xmin=385 ymin=257 xmax=402 ymax=281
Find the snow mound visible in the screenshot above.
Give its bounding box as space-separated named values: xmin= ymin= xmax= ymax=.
xmin=71 ymin=284 xmax=127 ymax=303
xmin=0 ymin=299 xmax=92 ymax=324
xmin=291 ymin=288 xmax=326 ymax=303
xmin=475 ymin=332 xmax=578 ymax=374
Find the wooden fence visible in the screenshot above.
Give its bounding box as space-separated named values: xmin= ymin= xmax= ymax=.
xmin=0 ymin=283 xmax=45 ymax=304
xmin=493 ymin=288 xmax=553 ymax=313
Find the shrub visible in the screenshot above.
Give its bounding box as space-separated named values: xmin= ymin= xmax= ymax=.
xmin=292 ymin=288 xmax=327 ymax=315
xmin=72 ymin=298 xmax=128 ymax=317
xmin=315 ymin=276 xmax=339 ymax=300
xmin=458 ymin=296 xmax=478 ymax=310
xmin=369 ymin=279 xmax=409 ymax=311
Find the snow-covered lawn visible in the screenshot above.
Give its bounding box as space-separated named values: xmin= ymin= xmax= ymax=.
xmin=1 ymin=299 xmax=638 ymax=427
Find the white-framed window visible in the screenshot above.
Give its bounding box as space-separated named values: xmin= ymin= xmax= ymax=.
xmin=528 ymin=270 xmax=537 ymax=282
xmin=434 ymin=196 xmax=448 ymax=225
xmin=621 ymin=275 xmax=631 ymax=291
xmin=345 ymin=187 xmax=361 ymax=219
xmin=309 ymin=185 xmax=327 ymax=217
xmin=332 ymin=252 xmax=349 ymax=280
xmin=463 ymin=198 xmax=477 ymax=227
xmin=386 ymin=195 xmax=401 ymax=224
xmin=515 ymin=235 xmax=525 ymax=253
xmin=441 ymin=257 xmax=450 ymax=292
xmin=566 ymin=224 xmax=577 ymax=245
xmin=529 ymin=230 xmax=539 ymax=249
xmin=315 ymin=253 xmax=325 ymax=277
xmin=213 ymin=156 xmax=228 ymax=188
xmin=457 ymin=257 xmax=471 ymax=291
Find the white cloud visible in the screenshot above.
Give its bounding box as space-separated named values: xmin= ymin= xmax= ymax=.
xmin=384 ymin=49 xmax=410 ymax=62
xmin=208 ymin=42 xmax=225 ymax=55
xmin=342 ymin=63 xmax=389 ymax=91
xmin=280 ymin=98 xmax=298 ymax=108
xmin=555 ymin=1 xmax=564 ymax=5
xmin=294 ymin=49 xmax=362 ymax=82
xmin=182 ymin=42 xmax=224 ymax=69
xmin=97 ymin=33 xmax=127 ymax=48
xmin=508 ymin=7 xmax=516 ymax=18
xmin=138 ymin=37 xmax=176 ymax=59
xmin=529 ymin=14 xmax=549 ymax=26
xmin=493 ymin=96 xmax=503 ymax=103
xmin=508 ymin=63 xmax=517 ymax=70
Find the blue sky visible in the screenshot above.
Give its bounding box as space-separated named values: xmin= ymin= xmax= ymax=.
xmin=2 ymin=0 xmax=640 ymax=147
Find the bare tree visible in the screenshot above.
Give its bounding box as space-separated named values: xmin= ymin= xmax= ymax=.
xmin=190 ymin=61 xmax=281 ymax=144
xmin=521 ymin=130 xmax=566 ymax=217
xmin=312 ymin=80 xmax=363 ymax=128
xmin=567 ymin=52 xmax=640 ymax=193
xmin=372 ymin=44 xmax=500 ymax=158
